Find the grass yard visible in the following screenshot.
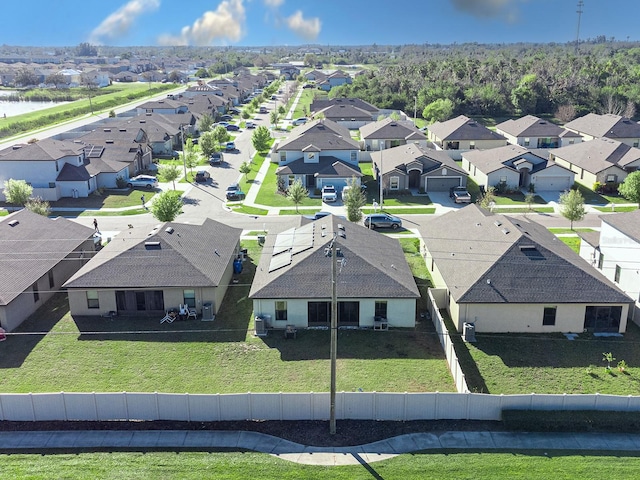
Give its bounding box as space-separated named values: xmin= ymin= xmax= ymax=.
xmin=52 ymin=208 xmax=148 ymax=218
xmin=0 ymin=240 xmax=453 ymax=394
xmin=594 ymin=205 xmax=638 ymax=212
xmin=254 ymin=161 xmax=321 ymax=207
xmin=362 ymin=207 xmax=436 ymax=215
xmin=548 ymin=228 xmax=594 ymax=234
xmin=45 ymin=188 xmax=158 ymax=210
xmin=230 ymin=205 xmax=269 ymax=215
xmin=3 ymin=451 xmax=640 ymax=479
xmin=493 ymin=207 xmax=555 ymax=213
xmin=559 ymin=236 xmax=581 ymax=253
xmin=458 ymin=321 xmax=640 ymax=395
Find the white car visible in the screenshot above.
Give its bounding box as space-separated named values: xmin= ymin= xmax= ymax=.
xmin=292 ymin=117 xmax=308 ymax=126
xmin=245 ymin=121 xmax=257 ymax=129
xmin=322 ymin=184 xmax=337 ymax=203
xmin=127 ymin=175 xmax=159 ymax=189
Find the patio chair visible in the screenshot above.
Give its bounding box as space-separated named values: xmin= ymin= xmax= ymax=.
xmin=160 ymin=311 xmax=176 ymax=324
xmin=187 ymin=307 xmax=197 ymax=320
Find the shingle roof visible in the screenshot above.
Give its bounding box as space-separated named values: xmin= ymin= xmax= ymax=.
xmin=496 ymin=115 xmax=567 ymax=137
xmin=419 ymin=204 xmax=630 ymax=304
xmin=249 ymin=216 xmax=419 ymax=300
xmin=0 ymin=138 xmax=83 ymax=162
xmin=63 ymin=219 xmax=241 ymax=289
xmin=552 ymin=137 xmax=640 ymax=173
xmin=462 ymin=144 xmax=554 ymax=175
xmin=310 ymin=98 xmax=378 ymax=114
xmin=276 ymin=157 xmax=362 ymax=178
xmin=427 ymin=115 xmax=507 ymax=142
xmin=565 ymin=113 xmax=640 ymax=139
xmin=0 ymin=210 xmax=94 ymax=305
xmin=316 ymin=104 xmax=373 ymax=121
xmin=600 ymin=209 xmax=640 ymax=243
xmin=277 ymin=119 xmax=359 ymax=151
xmin=370 ymin=144 xmax=465 ymax=176
xmin=360 ymin=117 xmax=426 ymax=140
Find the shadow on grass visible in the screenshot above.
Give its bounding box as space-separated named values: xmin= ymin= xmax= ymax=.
xmin=0 ymin=293 xmax=68 ymax=368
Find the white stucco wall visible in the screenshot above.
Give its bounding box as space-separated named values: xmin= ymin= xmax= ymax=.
xmin=599 ymin=222 xmax=640 ymax=313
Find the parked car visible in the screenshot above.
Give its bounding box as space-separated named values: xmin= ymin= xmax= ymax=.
xmin=226 ymin=183 xmax=245 ymax=201
xmin=321 ymin=184 xmax=337 ymax=203
xmin=209 ymin=152 xmax=223 ymax=165
xmin=303 ymin=211 xmax=332 ymax=220
xmin=195 ymin=170 xmax=211 ymax=183
xmin=271 ymin=95 xmax=277 ymax=100
xmin=450 ymin=186 xmax=472 ymax=203
xmin=219 ymin=114 xmax=233 ymax=121
xmin=224 ymin=142 xmax=237 ymax=152
xmin=127 ymin=175 xmax=159 ymax=189
xmin=259 ymin=106 xmax=268 ymax=114
xmin=364 ymin=213 xmax=402 ymax=230
xmin=292 ymin=117 xmax=308 ymax=126
xmin=215 ymin=122 xmax=229 ymax=128
xmin=226 ymin=124 xmax=240 ymax=131
xmin=302 ymin=84 xmax=314 ymax=89
xmin=245 ymin=121 xmax=257 ymax=129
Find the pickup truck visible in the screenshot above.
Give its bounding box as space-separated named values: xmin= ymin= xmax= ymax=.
xmin=450 ymin=186 xmax=472 ymax=203
xmin=321 ymin=185 xmax=337 ymax=203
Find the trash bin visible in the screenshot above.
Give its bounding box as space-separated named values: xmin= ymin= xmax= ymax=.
xmin=233 ymin=258 xmax=243 ymax=274
xmin=202 ymin=302 xmax=214 ymax=321
xmin=463 ymin=322 xmax=476 ymax=343
xmin=257 ymin=234 xmax=265 ymax=246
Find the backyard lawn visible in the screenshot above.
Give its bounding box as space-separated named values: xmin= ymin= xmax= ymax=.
xmin=46 ymin=188 xmax=158 ymax=209
xmin=0 ymin=241 xmax=454 ymax=394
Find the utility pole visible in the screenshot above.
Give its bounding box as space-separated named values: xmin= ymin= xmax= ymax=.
xmin=180 ymin=124 xmax=187 ymax=179
xmin=575 ymin=1 xmax=584 ymax=52
xmin=414 ymin=96 xmax=417 ymax=127
xmin=379 ymin=144 xmax=384 ymax=208
xmin=328 ymin=234 xmax=338 ymax=435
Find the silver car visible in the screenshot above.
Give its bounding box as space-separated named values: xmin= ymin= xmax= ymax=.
xmin=127 ymin=175 xmax=159 ymax=189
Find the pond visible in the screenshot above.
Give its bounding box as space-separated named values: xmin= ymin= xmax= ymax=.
xmin=0 ymin=90 xmax=69 ymax=117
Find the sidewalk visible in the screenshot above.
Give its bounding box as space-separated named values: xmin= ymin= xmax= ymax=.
xmin=1 ymin=430 xmax=639 ymax=465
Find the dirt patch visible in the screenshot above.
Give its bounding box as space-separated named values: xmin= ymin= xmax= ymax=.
xmin=0 ymin=419 xmax=504 ymax=447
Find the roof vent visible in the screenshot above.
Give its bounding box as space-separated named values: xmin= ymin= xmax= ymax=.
xmin=144 ymin=241 xmax=161 ymax=248
xmin=165 ymin=227 xmax=174 ymax=234
xmin=501 ymin=228 xmax=510 ymax=235
xmin=338 ymin=224 xmax=345 ymax=231
xmin=339 ymin=231 xmax=346 ymax=239
xmin=494 ymin=221 xmax=502 ymax=227
xmin=8 ymin=220 xmax=19 ymax=227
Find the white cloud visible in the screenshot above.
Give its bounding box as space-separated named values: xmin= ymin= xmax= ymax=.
xmin=286 ymin=10 xmax=321 ymax=41
xmin=89 ymin=0 xmax=160 ymax=44
xmin=264 ymin=0 xmax=284 ymax=7
xmin=450 ymin=0 xmax=523 ymax=20
xmin=158 ymin=0 xmax=246 ymax=46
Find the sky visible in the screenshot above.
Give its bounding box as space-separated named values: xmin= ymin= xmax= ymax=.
xmin=2 ymin=0 xmax=638 ymax=48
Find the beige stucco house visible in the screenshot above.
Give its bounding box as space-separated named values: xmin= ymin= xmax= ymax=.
xmin=426 ymin=115 xmax=507 ymax=160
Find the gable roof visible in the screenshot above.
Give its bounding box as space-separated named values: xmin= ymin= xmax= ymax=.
xmin=310 ymin=97 xmax=378 ymax=114
xmin=63 ymin=219 xmax=241 ymax=289
xmin=276 ymin=157 xmax=362 ymax=178
xmin=0 ymin=210 xmax=94 ymax=305
xmin=551 ymin=137 xmax=640 ymax=173
xmin=370 ymin=144 xmax=465 ymax=176
xmin=277 ymin=119 xmax=359 ymax=151
xmin=565 ymin=113 xmax=640 ymax=139
xmin=462 ymin=144 xmax=558 ymax=175
xmin=315 ymin=104 xmax=373 ymax=121
xmin=600 ymin=209 xmax=640 ymax=243
xmin=419 ymin=204 xmax=630 ymax=304
xmin=427 ymin=115 xmax=506 ymax=142
xmin=496 ymin=115 xmax=568 ymax=137
xmin=249 ymin=216 xmax=419 ymax=300
xmin=0 ymin=138 xmax=84 ymax=162
xmin=360 ymin=117 xmax=426 ymax=141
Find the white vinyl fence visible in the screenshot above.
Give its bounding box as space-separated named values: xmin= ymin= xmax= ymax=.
xmin=1 ymin=391 xmax=640 ymax=423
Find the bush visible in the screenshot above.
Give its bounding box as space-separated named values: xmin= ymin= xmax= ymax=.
xmin=502 ymin=410 xmax=640 ymax=432
xmin=115 ymin=176 xmax=127 ymax=189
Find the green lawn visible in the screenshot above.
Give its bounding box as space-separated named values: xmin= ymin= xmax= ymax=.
xmin=52 ymin=208 xmax=148 ymax=218
xmin=292 ymin=88 xmax=324 ymax=119
xmin=363 ymin=207 xmax=436 ymax=215
xmin=493 ymin=207 xmax=555 ymax=213
xmin=459 ymin=321 xmax=640 ymax=395
xmin=254 ymin=161 xmax=321 ymax=207
xmin=594 ymin=205 xmax=638 ymax=212
xmin=230 ymin=205 xmax=269 ymax=215
xmin=548 ymin=228 xmax=594 ymax=234
xmin=559 ymin=236 xmax=581 ymax=253
xmin=571 ymin=183 xmax=632 ymax=205
xmin=0 ymin=240 xmax=453 ymax=394
xmin=46 ymin=189 xmax=158 ymax=209
xmin=3 ymin=451 xmax=640 ymax=479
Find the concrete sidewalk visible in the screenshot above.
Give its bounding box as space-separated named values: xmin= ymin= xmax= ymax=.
xmin=1 ymin=430 xmax=639 ymax=465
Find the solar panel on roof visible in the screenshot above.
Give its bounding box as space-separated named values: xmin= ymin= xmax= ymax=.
xmin=268 ymin=250 xmax=292 ymax=272
xmin=272 ymin=227 xmax=295 ymax=256
xmin=291 ymin=223 xmax=314 ymax=255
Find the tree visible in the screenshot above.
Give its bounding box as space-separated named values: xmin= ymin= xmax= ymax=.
xmin=559 ymin=188 xmax=586 ymax=230
xmin=211 ymin=125 xmax=230 ymax=145
xmin=198 ymin=113 xmax=214 ymax=133
xmin=343 ymin=177 xmax=366 ymax=223
xmin=184 ymin=151 xmax=199 ymax=174
xmin=278 ymin=105 xmax=286 ymax=115
xmin=161 ymin=165 xmax=181 ymax=190
xmin=25 ymin=197 xmax=50 ymax=216
xmin=168 ymin=70 xmax=181 ymax=83
xmin=525 ymin=192 xmax=536 ymax=211
xmin=3 ymin=179 xmax=33 ymax=206
xmin=199 ymin=131 xmax=217 ymax=157
xmin=270 ymin=110 xmax=280 ymax=128
xmin=150 ymin=190 xmax=183 ymax=222
xmin=422 ymin=98 xmax=454 ymax=124
xmin=76 ymin=42 xmax=97 ymax=56
xmin=45 ymin=72 xmax=66 ymax=88
xmin=286 ymin=180 xmax=308 ymax=213
xmin=252 ymin=126 xmax=271 ymax=153
xmin=14 ymin=67 xmax=38 ymax=87
xmin=618 ymin=171 xmax=640 ymax=207
xmin=478 ymin=186 xmax=496 ymax=211
xmin=239 ymin=161 xmax=252 ymax=181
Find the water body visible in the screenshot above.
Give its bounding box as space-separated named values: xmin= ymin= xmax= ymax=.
xmin=0 ymin=90 xmax=69 ymax=118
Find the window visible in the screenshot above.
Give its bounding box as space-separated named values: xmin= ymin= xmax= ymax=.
xmin=48 ymin=182 xmax=56 ymax=188
xmin=288 ymin=175 xmax=295 ymax=186
xmin=442 ymin=168 xmax=448 ymax=176
xmin=350 ymin=150 xmax=357 ymax=162
xmin=606 ymin=174 xmax=617 ymax=183
xmin=275 ymin=301 xmax=288 ymax=321
xmin=634 ymin=141 xmax=639 ymax=148
xmin=280 ymin=151 xmax=286 ymax=162
xmin=48 ymin=270 xmax=55 ymax=289
xmin=390 ymin=176 xmax=400 ymax=190
xmin=598 ymin=253 xmax=604 ymax=269
xmin=86 ymin=290 xmax=99 ymax=309
xmin=543 ymin=306 xmax=557 ymax=326
xmin=614 ymin=265 xmax=621 ymax=283
xmin=499 ymin=176 xmax=507 ymax=183
xmin=375 ymin=301 xmax=388 ymax=319
xmin=183 ymin=289 xmax=196 ymax=308
xmin=524 ymin=138 xmax=530 ymax=147
xmin=469 ymin=141 xmax=475 ymax=150
xmin=32 ymin=282 xmax=39 ymax=302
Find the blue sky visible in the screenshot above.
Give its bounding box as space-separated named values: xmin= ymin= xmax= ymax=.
xmin=3 ymin=1 xmax=637 ymax=47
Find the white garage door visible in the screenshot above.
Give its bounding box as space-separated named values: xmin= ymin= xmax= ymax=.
xmin=426 ymin=176 xmax=462 ymax=192
xmin=534 ymin=176 xmax=571 ymax=191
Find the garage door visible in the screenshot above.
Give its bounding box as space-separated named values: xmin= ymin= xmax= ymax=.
xmin=534 ymin=176 xmax=571 ymax=191
xmin=426 ymin=176 xmax=462 ymax=192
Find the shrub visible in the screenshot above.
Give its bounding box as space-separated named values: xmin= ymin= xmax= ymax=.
xmin=115 ymin=176 xmax=127 ymax=189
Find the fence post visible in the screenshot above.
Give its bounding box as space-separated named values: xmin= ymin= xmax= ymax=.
xmin=93 ymin=392 xmax=98 ymax=421
xmin=186 ymin=393 xmax=191 ymax=422
xmin=248 ymin=392 xmax=252 ymax=420
xmin=123 ymin=391 xmax=129 ymax=420
xmin=28 ymin=393 xmax=35 ymax=421
xmin=61 ymin=392 xmax=68 ymax=421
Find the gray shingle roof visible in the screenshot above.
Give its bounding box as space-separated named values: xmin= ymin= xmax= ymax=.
xmin=249 ymin=216 xmax=419 ymax=300
xmin=419 ymin=204 xmax=630 ymax=304
xmin=496 ymin=115 xmax=567 ymax=137
xmin=63 ymin=219 xmax=241 ymax=289
xmin=370 ymin=144 xmax=465 ymax=176
xmin=276 ymin=157 xmax=362 ymax=178
xmin=0 ymin=138 xmax=84 ymax=162
xmin=0 ymin=210 xmax=94 ymax=305
xmin=565 ymin=113 xmax=640 ymax=139
xmin=277 ymin=119 xmax=359 ymax=151
xmin=551 ymin=137 xmax=640 ymax=173
xmin=462 ymin=144 xmax=556 ymax=175
xmin=310 ymin=97 xmax=378 ymax=114
xmin=316 ymin=104 xmax=373 ymax=121
xmin=360 ymin=117 xmax=426 ymax=140
xmin=427 ymin=115 xmax=507 ymax=142
xmin=600 ymin=209 xmax=640 ymax=243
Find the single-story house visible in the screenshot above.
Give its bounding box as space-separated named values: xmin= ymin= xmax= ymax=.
xmin=564 ymin=113 xmax=640 ymax=147
xmin=426 ymin=115 xmax=508 ymax=160
xmin=63 ymin=219 xmax=242 ymax=318
xmin=310 ymin=98 xmax=379 ymax=117
xmin=275 ymin=119 xmax=362 ymax=193
xmin=360 ymin=117 xmax=428 ymax=151
xmin=317 ymin=70 xmax=352 ymax=91
xmin=249 ymin=215 xmax=420 ymax=329
xmin=419 ymin=204 xmax=632 ymax=334
xmin=370 ymin=143 xmax=467 ymax=192
xmin=462 ymin=144 xmax=575 ymax=192
xmin=550 ymin=137 xmax=640 ymax=189
xmin=495 ymin=115 xmax=581 ymax=148
xmin=314 ymin=104 xmax=376 ymax=130
xmin=578 ymin=209 xmax=640 ymax=323
xmin=0 ymin=210 xmax=96 ymax=331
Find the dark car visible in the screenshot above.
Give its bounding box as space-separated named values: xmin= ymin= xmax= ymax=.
xmin=195 ymin=170 xmax=211 ymax=183
xmin=450 ymin=186 xmax=472 ymax=203
xmin=364 ymin=213 xmax=402 ymax=230
xmin=226 ymin=124 xmax=240 ymax=131
xmin=226 ymin=183 xmax=245 ymax=201
xmin=259 ymin=106 xmax=268 ymax=114
xmin=219 ymin=114 xmax=233 ymax=122
xmin=302 ymin=211 xmax=332 ymax=220
xmin=302 ymin=84 xmax=314 ymax=89
xmin=209 ymin=152 xmax=223 ymax=165
xmin=229 ymin=107 xmax=241 ymax=115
